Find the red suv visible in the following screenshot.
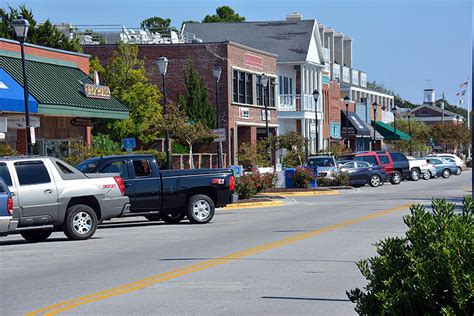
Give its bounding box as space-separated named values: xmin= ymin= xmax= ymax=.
xmin=353 ymin=151 xmax=405 ymax=184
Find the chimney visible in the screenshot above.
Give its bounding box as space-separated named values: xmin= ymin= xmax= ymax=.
xmin=286 ymin=12 xmax=303 ymax=22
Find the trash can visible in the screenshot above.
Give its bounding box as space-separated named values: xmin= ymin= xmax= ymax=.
xmin=284 ymin=168 xmax=296 ymax=188
xmin=306 ymin=166 xmax=318 ymax=188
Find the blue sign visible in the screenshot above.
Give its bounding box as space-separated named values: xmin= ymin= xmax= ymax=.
xmin=122 ymin=138 xmax=136 ymax=151
xmin=228 ymin=165 xmax=243 ymax=177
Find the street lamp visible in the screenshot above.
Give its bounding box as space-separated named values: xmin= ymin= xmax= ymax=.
xmin=11 ymin=16 xmax=33 ymax=155
xmin=441 ymin=100 xmax=445 ymax=124
xmin=372 ymin=102 xmax=379 ymax=150
xmin=261 ymin=74 xmax=270 ymax=138
xmin=312 ymin=89 xmax=320 ymax=153
xmin=343 ymin=95 xmax=351 ymax=148
xmin=212 ymin=64 xmax=223 ymax=168
xmin=392 ymin=103 xmax=398 ymax=150
xmin=407 ymin=109 xmax=413 ymax=156
xmin=156 ymin=56 xmax=171 ymax=170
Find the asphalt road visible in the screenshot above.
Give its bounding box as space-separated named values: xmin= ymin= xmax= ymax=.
xmin=0 ymin=171 xmax=471 ymax=315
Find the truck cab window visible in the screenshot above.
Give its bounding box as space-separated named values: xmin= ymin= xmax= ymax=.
xmin=133 ymin=160 xmax=151 ymax=177
xmin=15 ymin=161 xmax=51 ymax=185
xmin=103 ymin=161 xmax=130 ymax=179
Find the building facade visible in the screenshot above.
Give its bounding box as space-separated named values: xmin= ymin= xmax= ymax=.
xmin=84 ymin=41 xmax=278 ymax=166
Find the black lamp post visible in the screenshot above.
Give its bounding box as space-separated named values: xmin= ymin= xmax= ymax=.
xmin=343 ymin=95 xmax=350 ymax=148
xmin=261 ymin=74 xmax=270 ymax=138
xmin=157 ymin=56 xmax=171 ymax=170
xmin=12 ymin=16 xmax=33 ymax=155
xmin=407 ymin=109 xmax=413 ymax=156
xmin=372 ymin=102 xmax=378 ymax=150
xmin=312 ymin=89 xmax=320 ymax=153
xmin=392 ymin=103 xmax=398 ymax=150
xmin=212 ymin=64 xmax=223 ymax=168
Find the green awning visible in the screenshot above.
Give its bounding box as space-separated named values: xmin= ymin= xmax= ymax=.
xmin=0 ymin=55 xmax=129 ymax=119
xmin=372 ymin=121 xmax=412 ymax=141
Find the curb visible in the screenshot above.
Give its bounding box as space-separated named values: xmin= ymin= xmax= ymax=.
xmin=223 ymin=200 xmax=285 ymax=210
xmin=259 ymin=190 xmax=340 ymax=197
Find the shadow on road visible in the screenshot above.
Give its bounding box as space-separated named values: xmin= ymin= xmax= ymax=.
xmin=0 ymin=236 xmax=102 ymax=246
xmin=98 ymin=220 xmax=191 ymax=230
xmin=262 ymin=296 xmax=351 ymax=302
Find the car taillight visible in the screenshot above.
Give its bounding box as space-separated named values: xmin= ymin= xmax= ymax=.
xmin=7 ymin=196 xmax=13 ymax=216
xmin=114 ymin=176 xmax=125 ymax=196
xmin=229 ymin=175 xmax=235 ymax=191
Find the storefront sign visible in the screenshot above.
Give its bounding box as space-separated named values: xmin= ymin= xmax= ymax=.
xmin=71 ymin=118 xmax=94 ymax=127
xmin=244 ymin=53 xmax=263 ymax=69
xmin=7 ymin=116 xmax=40 ymax=129
xmin=83 ymin=83 xmax=111 ymax=99
xmin=213 ymin=129 xmax=226 ymax=142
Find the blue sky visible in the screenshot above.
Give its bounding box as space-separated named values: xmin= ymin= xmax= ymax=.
xmin=4 ymin=0 xmax=472 ymax=107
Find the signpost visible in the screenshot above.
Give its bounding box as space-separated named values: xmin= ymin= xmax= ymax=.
xmin=122 ymin=138 xmax=136 ymax=153
xmin=212 ymin=128 xmax=226 ymax=142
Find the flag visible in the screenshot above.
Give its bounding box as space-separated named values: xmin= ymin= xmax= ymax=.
xmin=456 ymin=90 xmax=466 ymax=96
xmin=458 ymin=99 xmax=464 ymax=105
xmin=459 ymin=81 xmax=468 ymax=88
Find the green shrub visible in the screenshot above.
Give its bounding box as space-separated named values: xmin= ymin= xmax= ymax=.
xmin=235 ymin=175 xmax=257 ymax=200
xmin=291 ymin=167 xmax=315 ymax=188
xmin=91 ymin=133 xmax=121 ymax=152
xmin=172 ymin=142 xmax=188 ymax=154
xmin=64 ymin=142 xmax=119 ymax=166
xmin=466 ymin=159 xmax=472 ymax=168
xmin=0 ymin=143 xmax=18 ymax=156
xmin=235 ymin=172 xmax=278 ymax=199
xmin=134 ymin=149 xmax=166 ymax=168
xmin=347 ymin=197 xmax=474 ymax=315
xmin=317 ymin=172 xmax=349 ymax=187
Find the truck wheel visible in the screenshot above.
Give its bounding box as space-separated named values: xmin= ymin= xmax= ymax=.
xmin=442 ymin=169 xmax=451 ymax=178
xmin=422 ymin=171 xmax=431 ymax=180
xmin=186 ymin=194 xmax=215 ymax=224
xmin=145 ymin=215 xmax=161 ymax=221
xmin=63 ymin=204 xmax=98 ymax=240
xmin=161 ymin=212 xmax=185 ymax=224
xmin=21 ymin=229 xmax=53 ymax=242
xmin=410 ymin=168 xmax=420 ymax=181
xmin=369 ymin=174 xmax=382 ymax=187
xmin=390 ymin=171 xmax=402 ymax=185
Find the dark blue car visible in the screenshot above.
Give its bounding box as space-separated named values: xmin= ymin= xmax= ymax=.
xmin=338 ymin=161 xmax=388 ymax=187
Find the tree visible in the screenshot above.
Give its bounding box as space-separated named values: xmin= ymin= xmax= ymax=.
xmin=148 ymin=104 xmax=214 ymax=168
xmin=89 ymin=43 xmax=162 ymax=146
xmin=430 ymin=122 xmax=470 ymax=152
xmin=178 ymin=60 xmax=216 ymax=129
xmin=0 ymin=5 xmax=81 ymax=52
xmin=140 ymin=16 xmax=171 ymax=33
xmin=202 ymin=6 xmax=246 ymax=23
xmin=435 ymin=98 xmax=468 ymax=118
xmin=388 ymin=118 xmax=431 ymax=153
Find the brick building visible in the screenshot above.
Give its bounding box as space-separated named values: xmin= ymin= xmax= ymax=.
xmin=0 ymin=38 xmax=128 ymax=156
xmin=84 ymin=41 xmax=278 ymax=165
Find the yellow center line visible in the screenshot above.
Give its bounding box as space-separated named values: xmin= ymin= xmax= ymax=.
xmin=27 ymin=203 xmax=410 ymax=316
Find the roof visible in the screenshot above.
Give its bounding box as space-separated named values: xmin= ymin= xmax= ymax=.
xmin=412 ymin=104 xmax=461 ymax=118
xmin=184 ymin=20 xmax=324 ymax=64
xmin=0 ymin=55 xmax=129 ymax=119
xmin=0 ymin=68 xmax=38 ymax=113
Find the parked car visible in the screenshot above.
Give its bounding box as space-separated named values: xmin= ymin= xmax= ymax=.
xmin=423 ymin=157 xmax=458 ymax=178
xmin=353 ymin=151 xmax=409 ymax=185
xmin=0 ymin=178 xmax=15 ymax=237
xmin=338 ymin=161 xmax=388 ymax=187
xmin=77 ymin=154 xmax=236 ymax=224
xmin=406 ymin=156 xmax=431 ymax=181
xmin=430 ymin=154 xmax=466 ymax=175
xmin=306 ymin=155 xmax=337 ymax=178
xmin=0 ymin=156 xmax=130 ymax=242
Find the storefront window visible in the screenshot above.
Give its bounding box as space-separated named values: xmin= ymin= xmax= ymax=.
xmin=38 ymin=139 xmax=77 ymax=159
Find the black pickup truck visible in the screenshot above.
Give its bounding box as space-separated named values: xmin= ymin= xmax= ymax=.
xmin=77 ymin=155 xmax=236 ymax=224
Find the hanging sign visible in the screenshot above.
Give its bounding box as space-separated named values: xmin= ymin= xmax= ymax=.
xmin=71 ymin=118 xmax=94 ymax=127
xmin=83 ymin=84 xmax=111 ymax=99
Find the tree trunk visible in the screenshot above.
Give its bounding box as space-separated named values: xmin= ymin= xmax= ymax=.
xmin=188 ymin=142 xmax=194 ymax=169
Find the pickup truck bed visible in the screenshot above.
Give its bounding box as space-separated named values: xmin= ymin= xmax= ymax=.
xmin=78 ymin=154 xmax=236 ymax=224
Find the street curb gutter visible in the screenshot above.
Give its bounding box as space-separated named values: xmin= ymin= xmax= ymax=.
xmin=259 ymin=190 xmax=340 ymax=197
xmin=223 ymin=200 xmax=285 ymax=209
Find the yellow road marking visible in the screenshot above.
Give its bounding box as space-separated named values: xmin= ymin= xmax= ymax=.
xmin=27 ymin=203 xmax=410 ymax=316
xmin=259 ymin=190 xmax=340 ymax=197
xmin=223 ymin=201 xmax=285 ymax=209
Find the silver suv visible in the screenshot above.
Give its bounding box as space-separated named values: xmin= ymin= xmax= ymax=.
xmin=0 ymin=156 xmax=129 ymax=242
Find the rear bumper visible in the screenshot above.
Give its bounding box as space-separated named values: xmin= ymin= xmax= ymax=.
xmin=0 ymin=216 xmax=18 ymax=237
xmin=100 ymin=196 xmax=131 ymax=220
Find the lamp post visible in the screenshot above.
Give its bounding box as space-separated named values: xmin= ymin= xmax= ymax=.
xmin=212 ymin=64 xmax=223 ymax=168
xmin=156 ymin=56 xmax=171 ymax=170
xmin=372 ymin=102 xmax=378 ymax=150
xmin=441 ymin=100 xmax=445 ymax=124
xmin=312 ymin=89 xmax=320 ymax=153
xmin=11 ymin=16 xmax=33 ymax=155
xmin=343 ymin=96 xmax=350 ymax=148
xmin=407 ymin=109 xmax=413 ymax=156
xmin=260 ymin=74 xmax=270 ymax=138
xmin=392 ymin=103 xmax=398 ymax=150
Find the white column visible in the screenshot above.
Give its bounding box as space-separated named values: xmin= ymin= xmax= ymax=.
xmin=318 ymin=68 xmax=323 ymax=150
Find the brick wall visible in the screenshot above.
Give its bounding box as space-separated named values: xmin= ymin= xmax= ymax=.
xmin=0 ymin=39 xmax=89 ymax=73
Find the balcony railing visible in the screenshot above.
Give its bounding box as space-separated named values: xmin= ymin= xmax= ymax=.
xmin=342 ymin=66 xmax=350 ymax=83
xmin=322 ymin=47 xmax=330 ymax=63
xmin=278 ymin=94 xmax=322 ymax=112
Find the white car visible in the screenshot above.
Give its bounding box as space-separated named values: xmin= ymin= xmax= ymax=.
xmin=406 ymin=156 xmax=431 ymax=181
xmin=429 ymin=154 xmax=466 ymax=175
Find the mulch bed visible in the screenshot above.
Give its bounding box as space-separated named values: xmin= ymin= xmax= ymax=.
xmin=262 ymin=187 xmax=332 ymax=193
xmin=234 ymin=197 xmax=275 ymax=204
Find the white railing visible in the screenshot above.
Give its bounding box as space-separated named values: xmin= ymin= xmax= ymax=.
xmin=278 ymin=94 xmax=318 ymax=112
xmin=322 ymin=47 xmax=330 ymax=63
xmin=333 ymin=63 xmax=341 ymax=80
xmin=352 ymin=69 xmax=359 ymax=85
xmin=343 ymin=66 xmax=350 ymax=83
xmin=360 ymin=72 xmax=367 ymax=87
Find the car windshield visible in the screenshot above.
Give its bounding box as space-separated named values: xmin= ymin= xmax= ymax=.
xmin=308 ymin=157 xmax=335 ymax=167
xmin=76 ymin=159 xmax=100 ymax=173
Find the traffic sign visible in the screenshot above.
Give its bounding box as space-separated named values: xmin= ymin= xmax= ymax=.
xmin=213 ymin=128 xmax=226 ymax=142
xmin=122 ymin=138 xmax=136 ymax=152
